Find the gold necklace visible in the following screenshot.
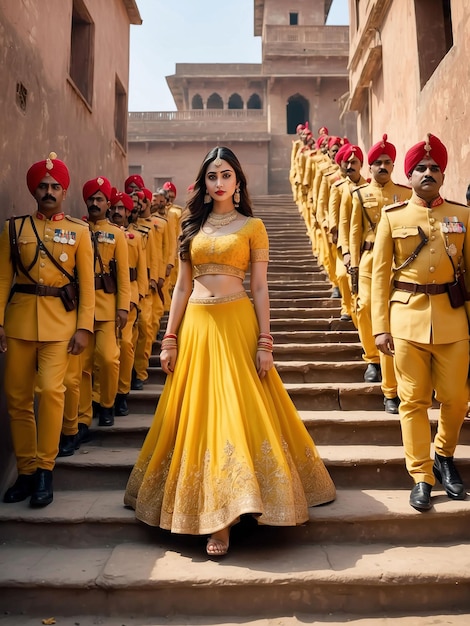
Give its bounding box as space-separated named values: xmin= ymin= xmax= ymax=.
xmin=206 ymin=209 xmax=238 ymax=229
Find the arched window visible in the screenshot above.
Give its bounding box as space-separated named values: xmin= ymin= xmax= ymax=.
xmin=228 ymin=93 xmax=243 ymax=109
xmin=207 ymin=93 xmax=224 ymax=109
xmin=286 ymin=94 xmax=309 ymax=134
xmin=247 ymin=93 xmax=262 ymax=109
xmin=192 ymin=94 xmax=203 ymax=109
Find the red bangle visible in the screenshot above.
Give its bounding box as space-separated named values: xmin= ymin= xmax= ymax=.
xmin=163 ymin=333 xmax=177 ymax=339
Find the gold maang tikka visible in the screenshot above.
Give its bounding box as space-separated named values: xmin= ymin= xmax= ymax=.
xmin=213 ymin=148 xmax=222 ymax=167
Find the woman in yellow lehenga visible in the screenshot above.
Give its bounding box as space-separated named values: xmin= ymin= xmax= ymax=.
xmin=124 ymin=146 xmax=336 ymax=557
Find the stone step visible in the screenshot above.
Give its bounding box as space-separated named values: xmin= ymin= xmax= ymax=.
xmin=1 ymin=616 xmax=468 ymax=626
xmin=147 ymin=359 xmax=364 ymax=385
xmin=124 ymin=379 xmax=383 ymax=414
xmin=50 ymin=443 xmax=470 ymax=491
xmin=2 ymin=488 xmax=470 ymax=548
xmin=50 ymin=409 xmax=470 ymax=450
xmin=269 ymin=306 xmax=342 ymax=319
xmin=1 ymin=541 xmax=469 ymax=618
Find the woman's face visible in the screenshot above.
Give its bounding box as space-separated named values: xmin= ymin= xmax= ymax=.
xmin=204 ymin=159 xmax=238 ymax=205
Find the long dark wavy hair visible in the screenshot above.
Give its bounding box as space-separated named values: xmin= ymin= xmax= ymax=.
xmin=179 ymin=146 xmax=253 ymax=261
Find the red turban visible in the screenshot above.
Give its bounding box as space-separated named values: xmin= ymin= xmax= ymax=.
xmin=334 ymin=144 xmax=348 ymax=166
xmin=110 ymin=188 xmax=133 ymax=212
xmin=315 ymin=135 xmax=329 ymax=150
xmin=124 ymin=174 xmax=145 ymax=193
xmin=328 ymin=136 xmax=342 ymax=149
xmin=296 ymin=124 xmax=305 ymax=133
xmin=368 ymin=134 xmax=397 ymax=165
xmin=404 ymin=133 xmax=448 ymax=176
xmin=142 ymin=188 xmax=152 ymax=202
xmin=318 ymin=126 xmax=329 ymax=135
xmin=82 ymin=176 xmax=112 ymax=202
xmin=26 ymin=152 xmax=70 ymax=196
xmin=341 ymin=144 xmax=364 ymax=164
xmin=163 ymin=181 xmax=177 ymax=194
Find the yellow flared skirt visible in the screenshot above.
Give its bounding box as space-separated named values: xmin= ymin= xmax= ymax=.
xmin=124 ymin=292 xmax=335 ymax=534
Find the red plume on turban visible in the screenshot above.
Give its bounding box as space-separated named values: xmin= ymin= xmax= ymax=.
xmin=367 ymin=134 xmax=397 ymax=165
xmin=82 ymin=176 xmax=112 ymax=202
xmin=328 ymin=136 xmax=342 ymax=149
xmin=110 ymin=188 xmax=133 ymax=212
xmin=404 ymin=133 xmax=448 ymax=176
xmin=124 ymin=174 xmax=145 ymax=193
xmin=163 ymin=181 xmax=177 ymax=194
xmin=318 ymin=126 xmax=328 ymax=135
xmin=142 ymin=188 xmax=152 ymax=202
xmin=26 ymin=152 xmax=70 ymax=195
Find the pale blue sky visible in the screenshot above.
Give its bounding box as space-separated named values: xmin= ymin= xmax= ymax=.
xmin=129 ymin=0 xmax=349 ymax=111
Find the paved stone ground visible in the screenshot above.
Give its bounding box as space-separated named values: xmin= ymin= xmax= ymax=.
xmin=0 ymin=615 xmax=469 ymax=626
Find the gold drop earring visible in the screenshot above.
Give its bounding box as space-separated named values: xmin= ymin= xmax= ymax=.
xmin=233 ymin=186 xmax=240 ymax=208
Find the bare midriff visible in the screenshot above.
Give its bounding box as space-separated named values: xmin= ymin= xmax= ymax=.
xmin=192 ymin=275 xmax=245 ymax=299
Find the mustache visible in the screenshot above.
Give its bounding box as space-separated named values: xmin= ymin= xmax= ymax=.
xmin=42 ymin=194 xmax=56 ymax=202
xmin=88 ymin=204 xmax=101 ymax=212
xmin=422 ymin=176 xmax=436 ymax=183
xmin=378 ymin=169 xmax=388 ymax=174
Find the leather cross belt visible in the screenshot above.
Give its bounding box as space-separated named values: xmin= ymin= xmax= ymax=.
xmin=394 ymin=280 xmax=447 ymax=295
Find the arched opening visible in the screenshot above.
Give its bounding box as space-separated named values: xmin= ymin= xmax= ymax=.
xmin=191 ymin=94 xmax=203 ymax=109
xmin=247 ymin=93 xmax=262 ymax=109
xmin=286 ymin=94 xmax=309 ymax=134
xmin=228 ymin=93 xmax=244 ymax=109
xmin=207 ymin=93 xmax=224 ymax=109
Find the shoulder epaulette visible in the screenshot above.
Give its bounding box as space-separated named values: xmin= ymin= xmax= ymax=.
xmin=384 ymin=200 xmax=409 ymax=211
xmin=352 ymin=183 xmax=369 ymax=194
xmin=394 ymin=183 xmax=412 ymax=190
xmin=107 ymin=220 xmax=122 ymax=230
xmin=444 ymin=199 xmax=469 ymax=208
xmin=333 ymin=178 xmax=347 ymax=188
xmin=66 ymin=215 xmax=88 ymax=226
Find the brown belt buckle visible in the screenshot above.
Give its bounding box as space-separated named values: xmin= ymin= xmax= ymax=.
xmin=36 ymin=284 xmax=47 ymax=296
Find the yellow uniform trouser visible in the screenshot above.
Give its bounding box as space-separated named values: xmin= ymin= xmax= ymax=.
xmin=393 ymin=337 xmax=468 ymax=485
xmin=133 ymin=293 xmax=153 ymax=381
xmin=79 ymin=320 xmax=120 ymax=425
xmin=118 ymin=304 xmax=138 ymax=394
xmin=5 ymin=338 xmax=70 ymax=473
xmin=63 ymin=353 xmax=82 ymax=435
xmin=162 ymin=278 xmax=172 ymax=313
xmin=335 ymin=253 xmax=356 ymax=325
xmin=357 ymin=273 xmax=398 ymax=398
xmin=151 ymin=289 xmax=164 ymax=343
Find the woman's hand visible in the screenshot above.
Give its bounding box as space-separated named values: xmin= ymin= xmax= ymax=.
xmin=256 ymin=349 xmax=273 ymax=379
xmin=160 ymin=346 xmax=178 ymax=374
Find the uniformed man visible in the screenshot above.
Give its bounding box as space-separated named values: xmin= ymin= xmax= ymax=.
xmin=152 ymin=188 xmax=178 ymax=312
xmin=372 ymin=133 xmax=469 ymax=511
xmin=349 ymin=135 xmax=412 ymax=411
xmin=79 ymin=176 xmax=130 ymax=427
xmin=109 ymin=189 xmax=147 ymax=416
xmin=336 ymin=144 xmax=367 ymax=324
xmin=0 ymin=152 xmax=94 ymax=506
xmin=131 ymin=189 xmax=163 ymax=389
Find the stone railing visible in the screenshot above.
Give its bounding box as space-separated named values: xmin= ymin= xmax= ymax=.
xmin=129 ymin=110 xmax=266 ymax=122
xmin=263 ymin=24 xmax=349 ymax=56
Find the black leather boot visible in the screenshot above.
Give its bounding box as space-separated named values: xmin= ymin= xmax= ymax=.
xmin=3 ymin=472 xmax=36 ymax=503
xmin=114 ymin=393 xmax=129 ymax=416
xmin=76 ymin=422 xmax=92 ymax=445
xmin=433 ymin=453 xmax=466 ymax=500
xmin=409 ymin=482 xmax=432 ymax=511
xmin=57 ymin=433 xmax=79 ymax=457
xmin=30 ymin=469 xmax=53 ymax=508
xmin=364 ymin=363 xmax=382 ymax=382
xmin=98 ymin=405 xmax=114 ymax=426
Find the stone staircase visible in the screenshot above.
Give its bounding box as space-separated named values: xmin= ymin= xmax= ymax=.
xmin=1 ymin=195 xmax=470 ymax=625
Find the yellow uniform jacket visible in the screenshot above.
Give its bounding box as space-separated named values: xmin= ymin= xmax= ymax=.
xmin=371 ymin=193 xmax=470 ymax=344
xmin=89 ymin=219 xmax=130 ymax=321
xmin=337 ymin=175 xmax=367 ymax=255
xmin=0 ymin=212 xmax=94 ymax=341
xmin=123 ymin=227 xmax=147 ymax=307
xmin=135 ymin=216 xmax=165 ymax=282
xmin=350 ymin=180 xmax=412 ymax=272
xmin=327 ymin=177 xmax=347 ymax=235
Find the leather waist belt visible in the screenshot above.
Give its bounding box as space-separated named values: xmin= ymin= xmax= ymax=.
xmin=129 ymin=267 xmax=137 ymax=282
xmin=394 ymin=280 xmax=448 ymax=295
xmin=362 ymin=241 xmax=374 ymax=252
xmin=13 ymin=284 xmax=62 ymax=297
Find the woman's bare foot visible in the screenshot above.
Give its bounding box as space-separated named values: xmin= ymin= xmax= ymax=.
xmin=206 ymin=527 xmax=230 ymax=556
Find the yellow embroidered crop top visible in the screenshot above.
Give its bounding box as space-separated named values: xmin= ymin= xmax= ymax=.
xmin=191 ymin=217 xmax=269 ymax=280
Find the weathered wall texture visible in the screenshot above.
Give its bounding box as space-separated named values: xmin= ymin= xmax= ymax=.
xmin=0 ymin=0 xmax=139 ymax=223
xmin=348 ymin=0 xmax=470 ymax=200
